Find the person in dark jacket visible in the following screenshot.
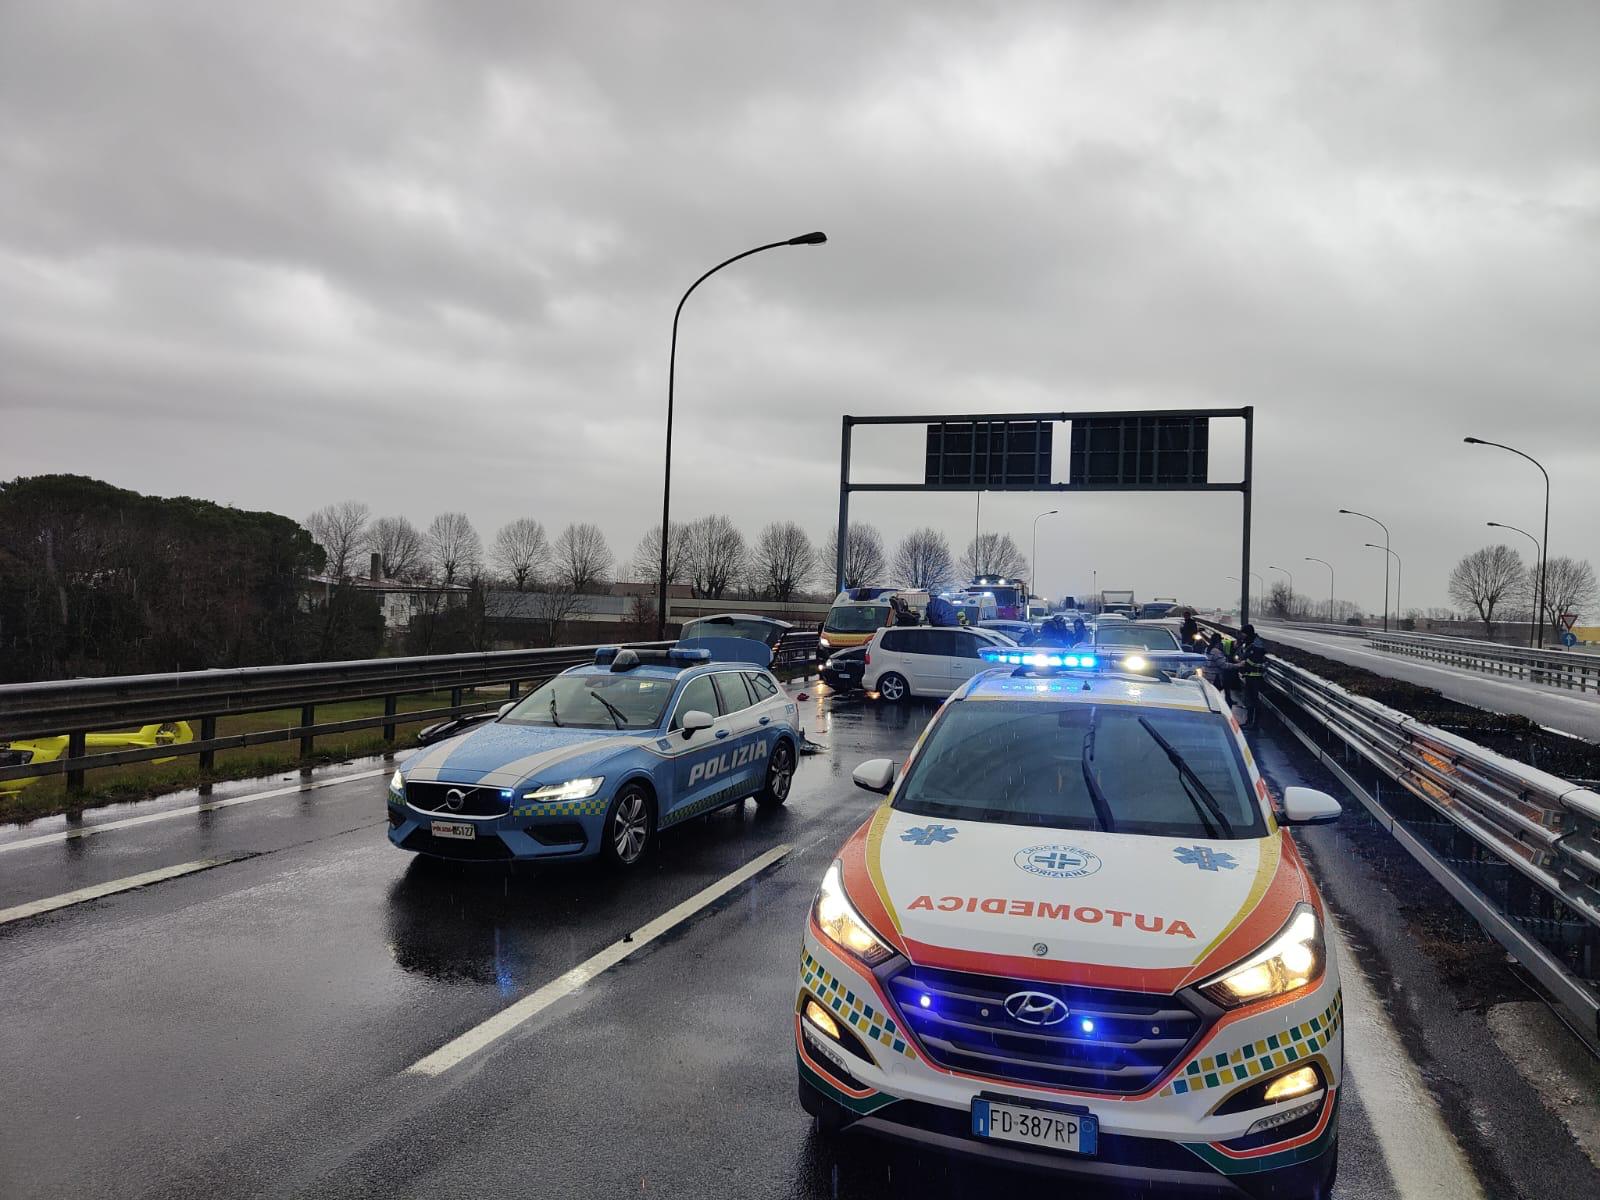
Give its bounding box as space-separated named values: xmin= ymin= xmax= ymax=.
xmin=1179 ymin=610 xmax=1201 ymax=649
xmin=1071 ymin=617 xmax=1090 ymax=646
xmin=1238 ymin=624 xmax=1267 ymax=729
xmin=1035 ymin=614 xmax=1073 ymax=647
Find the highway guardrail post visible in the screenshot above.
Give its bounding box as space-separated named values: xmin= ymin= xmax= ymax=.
xmin=299 ymin=704 xmax=315 ymax=763
xmin=199 ymin=716 xmax=217 ymax=772
xmin=381 ymin=695 xmax=397 ymax=745
xmin=66 ymin=730 xmax=87 ymax=809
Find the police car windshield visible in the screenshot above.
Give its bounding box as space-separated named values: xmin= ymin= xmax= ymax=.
xmin=824 ymin=604 xmax=885 ymax=633
xmin=1094 ymin=626 xmax=1181 ymax=650
xmin=504 ymin=674 xmax=674 ymax=730
xmin=894 ymin=701 xmax=1265 ymax=839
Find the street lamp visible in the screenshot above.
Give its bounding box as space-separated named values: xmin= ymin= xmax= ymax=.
xmin=1364 ymin=544 xmax=1402 ymax=626
xmin=1031 ymin=510 xmax=1058 ymax=605
xmin=1226 ymin=575 xmax=1245 ymax=618
xmin=1305 ymin=557 xmax=1334 ymax=623
xmin=1465 ymin=438 xmax=1551 ymax=647
xmin=1339 ymin=509 xmax=1392 ymax=631
xmin=1487 ymin=521 xmax=1542 ymax=648
xmin=656 ymin=232 xmax=827 ymax=636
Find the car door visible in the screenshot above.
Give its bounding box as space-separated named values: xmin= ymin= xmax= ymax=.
xmin=943 ymin=629 xmax=990 ymax=692
xmin=898 ymin=629 xmax=942 ymax=694
xmin=710 ymin=670 xmax=769 ymax=797
xmin=665 ymin=673 xmax=729 ymax=823
xmin=743 ymin=670 xmax=791 ymax=754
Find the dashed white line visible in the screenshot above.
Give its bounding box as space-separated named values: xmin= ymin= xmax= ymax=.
xmin=1332 ymin=918 xmax=1486 ymax=1200
xmin=406 ymin=842 xmax=794 ymax=1077
xmin=0 ymin=856 xmax=248 ymax=926
xmin=0 ymin=768 xmax=388 ymax=856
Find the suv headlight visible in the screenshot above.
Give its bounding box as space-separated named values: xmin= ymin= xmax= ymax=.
xmin=814 ymin=861 xmax=894 ymax=965
xmin=1198 ymin=906 xmax=1324 ymax=1008
xmin=523 ymin=777 xmax=604 ymax=802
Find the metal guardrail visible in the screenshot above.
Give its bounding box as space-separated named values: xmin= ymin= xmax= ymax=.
xmin=1263 ymin=654 xmax=1600 ymax=1044
xmin=0 ymin=630 xmax=819 ymax=796
xmin=1364 ymin=631 xmax=1600 ymax=694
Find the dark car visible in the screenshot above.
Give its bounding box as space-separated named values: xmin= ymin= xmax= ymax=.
xmin=678 ymin=613 xmax=810 ymax=668
xmin=818 ymin=645 xmax=867 ymax=693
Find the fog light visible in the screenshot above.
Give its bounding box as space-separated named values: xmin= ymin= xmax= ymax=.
xmin=1263 ymin=1065 xmax=1319 ymax=1102
xmin=804 ymin=1000 xmax=841 ymax=1041
xmin=1244 ymin=1096 xmax=1321 ymax=1137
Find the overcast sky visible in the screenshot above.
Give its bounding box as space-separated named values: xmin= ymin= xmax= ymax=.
xmin=3 ymin=0 xmax=1596 ymax=612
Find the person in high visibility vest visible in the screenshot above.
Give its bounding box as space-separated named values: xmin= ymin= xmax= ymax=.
xmin=1237 ymin=624 xmax=1267 ymax=729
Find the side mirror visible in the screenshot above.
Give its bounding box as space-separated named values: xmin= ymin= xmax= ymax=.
xmin=497 ymin=701 xmax=517 ymax=719
xmin=1280 ymin=786 xmax=1341 ymax=826
xmin=852 ymin=758 xmax=899 ymax=795
xmin=680 ymin=709 xmax=714 ymax=738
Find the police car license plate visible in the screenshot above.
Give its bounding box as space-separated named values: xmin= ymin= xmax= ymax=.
xmin=431 ymin=821 xmax=475 ymax=840
xmin=971 ymin=1098 xmax=1097 ymax=1155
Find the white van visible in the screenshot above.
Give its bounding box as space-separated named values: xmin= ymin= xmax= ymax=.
xmin=862 ymin=625 xmax=1016 ymax=702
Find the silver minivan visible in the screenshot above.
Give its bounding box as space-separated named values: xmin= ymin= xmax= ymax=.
xmin=861 ymin=625 xmax=1016 ymax=701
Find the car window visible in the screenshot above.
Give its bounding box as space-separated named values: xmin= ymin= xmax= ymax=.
xmin=682 ymin=617 xmax=782 ymax=645
xmin=882 ymin=628 xmax=920 ymax=654
xmin=1095 ymin=626 xmax=1181 ymax=650
xmin=713 ymin=671 xmax=755 ymax=713
xmin=671 ymin=675 xmax=720 ymax=729
xmin=894 ymin=700 xmax=1266 ymax=839
xmin=824 ymin=604 xmax=886 ymax=633
xmin=746 ymin=671 xmax=779 ymax=700
xmin=948 ymin=632 xmax=990 ymax=659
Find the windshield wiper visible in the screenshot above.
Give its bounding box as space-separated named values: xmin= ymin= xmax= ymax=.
xmin=548 ymin=695 xmax=562 ymax=727
xmin=588 ymin=689 xmax=629 ymax=730
xmin=1079 ymin=714 xmax=1117 ymax=833
xmin=1135 ymin=717 xmax=1234 ymax=838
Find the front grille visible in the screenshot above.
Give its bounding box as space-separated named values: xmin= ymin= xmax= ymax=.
xmin=404 ymin=781 xmax=510 ymax=817
xmin=0 ymin=747 xmax=33 ymax=767
xmin=400 ymin=828 xmax=514 ymax=860
xmin=885 ymin=963 xmax=1206 ymax=1094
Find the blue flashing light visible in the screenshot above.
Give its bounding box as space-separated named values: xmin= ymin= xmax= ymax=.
xmin=919 ymin=993 xmax=932 ymax=1009
xmin=666 ymin=647 xmax=712 ymax=663
xmin=979 ymin=649 xmax=1099 ymax=670
xmin=500 ymin=789 xmax=513 ymax=799
xmin=1080 ymin=1018 xmax=1095 ymax=1034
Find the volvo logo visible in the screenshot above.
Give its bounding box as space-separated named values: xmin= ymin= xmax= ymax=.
xmin=444 ymin=788 xmax=467 ymax=812
xmin=1004 ymin=990 xmax=1070 ymax=1027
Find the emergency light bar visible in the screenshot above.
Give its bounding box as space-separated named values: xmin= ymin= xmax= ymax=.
xmin=594 ymin=646 xmax=713 ymax=669
xmin=978 ymin=649 xmax=1099 ymax=669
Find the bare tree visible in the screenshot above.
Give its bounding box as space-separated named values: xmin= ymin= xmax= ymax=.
xmin=1447 ymin=544 xmax=1524 ymax=635
xmin=685 ymin=514 xmax=747 ymax=599
xmin=822 ymin=522 xmax=886 ymax=590
xmin=493 ymin=518 xmax=550 ymax=591
xmin=367 ymin=515 xmax=424 ymax=580
xmin=305 ymin=500 xmax=371 ymax=581
xmin=751 ymin=521 xmax=814 ymax=601
xmin=892 ymin=527 xmax=954 ymax=590
xmin=523 ymin=582 xmax=589 ymax=646
xmin=959 ymin=532 xmax=1027 ymax=580
xmin=1537 ymin=556 xmax=1598 ymax=638
xmin=631 ymin=521 xmax=690 ymax=583
xmin=1267 ymin=582 xmax=1302 ymax=619
xmin=551 ymin=522 xmax=613 ymax=593
xmin=426 ymin=512 xmax=482 ymax=585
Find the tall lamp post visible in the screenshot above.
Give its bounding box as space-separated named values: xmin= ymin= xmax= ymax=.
xmin=656 ymin=232 xmax=827 ymax=636
xmin=1339 ymin=508 xmax=1392 ymax=631
xmin=1487 ymin=521 xmax=1542 ymax=648
xmin=1267 ymin=565 xmax=1294 ymax=618
xmin=1305 ymin=557 xmax=1334 ymax=622
xmin=1227 ymin=576 xmax=1244 ymax=618
xmin=1465 ymin=438 xmax=1551 ymax=647
xmin=1364 ymin=544 xmax=1402 ymax=626
xmin=1031 ymin=509 xmax=1058 ymax=604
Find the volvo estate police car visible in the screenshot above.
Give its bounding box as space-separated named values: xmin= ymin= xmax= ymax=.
xmin=795 ymin=649 xmax=1344 ymax=1198
xmin=388 ymin=642 xmax=800 ymax=866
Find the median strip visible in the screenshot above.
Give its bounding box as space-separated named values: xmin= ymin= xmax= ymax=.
xmin=406 ymin=842 xmax=794 ymax=1077
xmin=0 ymin=856 xmax=249 ymax=926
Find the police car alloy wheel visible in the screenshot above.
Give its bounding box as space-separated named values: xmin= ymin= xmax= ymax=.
xmin=877 ymin=672 xmax=908 ymax=703
xmin=605 ymin=784 xmax=654 ymax=866
xmin=758 ymin=740 xmax=795 ymax=808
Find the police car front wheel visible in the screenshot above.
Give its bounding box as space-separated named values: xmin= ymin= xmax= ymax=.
xmin=603 ymin=784 xmax=655 ymax=867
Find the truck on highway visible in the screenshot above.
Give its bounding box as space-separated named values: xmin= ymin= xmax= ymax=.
xmin=1099 ymin=588 xmax=1137 ymax=617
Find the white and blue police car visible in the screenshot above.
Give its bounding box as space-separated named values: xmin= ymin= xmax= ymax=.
xmin=387 ymin=641 xmax=800 ymax=866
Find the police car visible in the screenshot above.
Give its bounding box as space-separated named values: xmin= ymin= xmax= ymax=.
xmin=388 ymin=641 xmax=800 ymax=866
xmin=795 ymin=649 xmax=1344 ymax=1198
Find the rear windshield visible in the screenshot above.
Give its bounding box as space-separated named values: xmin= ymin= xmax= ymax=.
xmin=1094 ymin=626 xmax=1181 ymax=650
xmin=681 ymin=617 xmax=780 ymax=645
xmin=894 ymin=700 xmax=1265 ymax=840
xmin=503 ymin=673 xmax=674 ymax=730
xmin=824 ymin=604 xmax=886 ymax=633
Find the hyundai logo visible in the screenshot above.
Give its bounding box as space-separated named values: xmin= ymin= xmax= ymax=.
xmin=1004 ymin=990 xmax=1070 ymax=1027
xmin=444 ymin=788 xmax=466 ymax=812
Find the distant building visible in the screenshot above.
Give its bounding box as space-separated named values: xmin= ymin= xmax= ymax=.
xmin=301 ymin=554 xmax=469 ymax=630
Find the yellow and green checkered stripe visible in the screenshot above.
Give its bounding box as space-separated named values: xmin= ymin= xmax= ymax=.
xmin=510 ymin=795 xmax=609 ymax=818
xmin=1160 ymin=992 xmax=1342 ymax=1097
xmin=801 ymin=950 xmax=915 ymax=1059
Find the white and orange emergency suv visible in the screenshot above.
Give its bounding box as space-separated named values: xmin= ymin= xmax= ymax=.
xmin=795 ymin=648 xmax=1345 ymax=1199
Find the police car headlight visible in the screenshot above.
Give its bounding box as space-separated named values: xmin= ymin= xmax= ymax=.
xmin=1199 ymin=906 xmax=1323 ymax=1008
xmin=814 ymin=861 xmax=894 ymax=966
xmin=389 ymin=769 xmax=403 ymax=793
xmin=523 ymin=777 xmax=605 ymax=802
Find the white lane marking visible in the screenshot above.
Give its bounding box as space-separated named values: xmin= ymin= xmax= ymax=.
xmin=407 ymin=842 xmax=794 ymax=1077
xmin=1332 ymin=918 xmax=1486 ymax=1200
xmin=0 ymin=856 xmax=246 ymax=926
xmin=0 ymin=768 xmax=388 ymax=856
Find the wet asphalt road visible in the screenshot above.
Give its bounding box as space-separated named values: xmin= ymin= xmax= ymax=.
xmin=1261 ymin=624 xmax=1600 ymax=741
xmin=2 ymin=685 xmax=1596 ymax=1199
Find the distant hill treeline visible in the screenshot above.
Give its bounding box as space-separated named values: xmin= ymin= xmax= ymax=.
xmin=0 ymin=474 xmax=369 ymax=683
